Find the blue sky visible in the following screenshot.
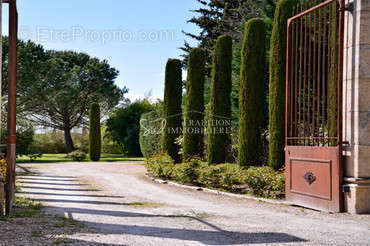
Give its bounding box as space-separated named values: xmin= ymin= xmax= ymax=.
xmin=2 ymin=0 xmax=202 ymax=101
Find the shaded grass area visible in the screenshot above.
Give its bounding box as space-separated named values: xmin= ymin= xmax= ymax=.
xmin=17 ymin=153 xmax=145 ymax=163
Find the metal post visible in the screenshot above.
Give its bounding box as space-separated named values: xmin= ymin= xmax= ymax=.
xmin=5 ymin=0 xmax=17 ymax=216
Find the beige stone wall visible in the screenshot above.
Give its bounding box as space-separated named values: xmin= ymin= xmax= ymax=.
xmin=343 ymin=0 xmax=370 ymax=214
xmin=343 ymin=0 xmax=370 ymax=178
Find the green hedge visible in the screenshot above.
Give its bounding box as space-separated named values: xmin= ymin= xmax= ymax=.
xmin=208 ymin=35 xmax=233 ymax=164
xmin=269 ymin=0 xmax=297 ymax=170
xmin=163 ymin=59 xmax=183 ymax=163
xmin=239 ymin=18 xmax=267 ymax=167
xmin=139 ymin=108 xmax=164 ymax=159
xmin=146 ymin=154 xmax=285 ymax=198
xmin=183 ymin=48 xmax=206 ymax=161
xmin=89 ymin=103 xmax=101 ymax=161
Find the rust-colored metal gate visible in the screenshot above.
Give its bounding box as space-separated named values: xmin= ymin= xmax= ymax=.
xmin=285 ymin=0 xmax=346 ymax=212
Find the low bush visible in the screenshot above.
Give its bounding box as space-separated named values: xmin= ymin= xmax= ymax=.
xmin=67 ymin=150 xmax=87 ymax=162
xmin=145 ymin=154 xmax=174 ymax=180
xmin=146 ymin=154 xmax=285 ymax=198
xmin=172 ymin=158 xmax=202 ymax=184
xmin=243 ymin=166 xmax=285 ymax=198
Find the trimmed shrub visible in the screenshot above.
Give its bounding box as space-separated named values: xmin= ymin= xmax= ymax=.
xmin=198 ymin=164 xmax=224 ymax=187
xmin=269 ymin=0 xmax=297 ymax=170
xmin=68 ymin=150 xmax=87 ymax=162
xmin=219 ymin=163 xmax=244 ymax=188
xmin=140 ymin=108 xmax=164 ymax=159
xmin=172 ymin=158 xmax=202 ymax=184
xmin=89 ymin=103 xmax=101 ymax=161
xmin=163 ymin=59 xmax=183 ymax=163
xmin=145 ymin=154 xmax=285 ymax=198
xmin=183 ymin=48 xmax=206 ymax=161
xmin=239 ymin=18 xmax=267 ymax=167
xmin=208 ymin=35 xmax=233 ymax=164
xmin=145 ymin=154 xmax=175 ymax=180
xmin=243 ymin=166 xmax=285 ymax=198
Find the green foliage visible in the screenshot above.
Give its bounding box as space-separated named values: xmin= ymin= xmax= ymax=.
xmin=1 ymin=120 xmax=34 ymax=156
xmin=140 ymin=107 xmax=164 ymax=159
xmin=145 ymin=154 xmax=175 ymax=180
xmin=0 ymin=159 xmax=6 ymax=182
xmin=269 ymin=0 xmax=297 ymax=170
xmin=67 ymin=150 xmax=87 ymax=162
xmin=146 ymin=154 xmax=284 ymax=198
xmin=208 ymin=35 xmax=233 ymax=164
xmin=29 ymin=132 xmax=66 ymax=154
xmin=89 ymin=103 xmax=101 ymax=161
xmin=242 ymin=166 xmax=285 ymax=198
xmin=239 ymin=18 xmax=267 ymax=166
xmin=2 ymin=38 xmax=127 ymax=153
xmin=172 ymin=158 xmax=202 ymax=184
xmin=181 ymin=0 xmax=274 ymax=66
xmin=163 ymin=59 xmax=183 ymax=162
xmin=183 ymin=48 xmax=206 ymax=161
xmin=106 ymin=100 xmax=153 ymax=157
xmin=199 ymin=163 xmax=243 ymax=189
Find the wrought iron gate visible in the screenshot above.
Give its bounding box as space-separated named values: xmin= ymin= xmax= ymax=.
xmin=285 ymin=0 xmax=345 ymax=212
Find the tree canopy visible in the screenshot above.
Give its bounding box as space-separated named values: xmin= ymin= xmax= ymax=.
xmin=2 ymin=38 xmax=127 ymax=152
xmin=106 ymin=100 xmax=153 ymax=157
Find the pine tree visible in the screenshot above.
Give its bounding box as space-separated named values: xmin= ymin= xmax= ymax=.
xmin=89 ymin=103 xmax=101 ymax=161
xmin=181 ymin=0 xmax=260 ymax=66
xmin=163 ymin=59 xmax=183 ymax=163
xmin=238 ymin=18 xmax=267 ymax=166
xmin=269 ymin=0 xmax=297 ymax=170
xmin=208 ymin=35 xmax=233 ymax=164
xmin=183 ymin=48 xmax=206 ymax=161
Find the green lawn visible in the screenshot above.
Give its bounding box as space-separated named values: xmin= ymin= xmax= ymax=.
xmin=16 ymin=153 xmax=145 ymax=163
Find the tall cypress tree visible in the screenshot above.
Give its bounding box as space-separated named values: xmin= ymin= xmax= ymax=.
xmin=208 ymin=35 xmax=233 ymax=164
xmin=269 ymin=0 xmax=297 ymax=170
xmin=183 ymin=48 xmax=206 ymax=161
xmin=239 ymin=18 xmax=267 ymax=167
xmin=163 ymin=59 xmax=183 ymax=163
xmin=89 ymin=103 xmax=101 ymax=161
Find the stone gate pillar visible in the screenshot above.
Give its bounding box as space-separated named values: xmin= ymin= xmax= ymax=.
xmin=343 ymin=0 xmax=370 ymax=214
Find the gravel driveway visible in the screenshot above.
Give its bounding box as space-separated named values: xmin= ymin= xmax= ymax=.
xmin=16 ymin=162 xmax=370 ymax=246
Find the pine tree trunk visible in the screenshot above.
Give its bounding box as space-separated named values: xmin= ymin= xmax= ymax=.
xmin=64 ymin=128 xmax=75 ymax=153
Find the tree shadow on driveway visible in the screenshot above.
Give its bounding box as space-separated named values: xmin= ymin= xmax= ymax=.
xmin=47 ymin=206 xmax=307 ymax=245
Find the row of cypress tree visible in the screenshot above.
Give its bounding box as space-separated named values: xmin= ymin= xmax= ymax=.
xmin=162 ymin=0 xmax=296 ymax=169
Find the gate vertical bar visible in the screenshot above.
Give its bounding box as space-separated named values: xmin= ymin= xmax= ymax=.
xmin=286 ymin=17 xmax=293 ymax=146
xmin=327 ymin=2 xmax=332 ymax=146
xmin=307 ymin=4 xmax=312 ymax=146
xmin=5 ymin=0 xmax=18 ymax=216
xmin=299 ymin=4 xmax=304 ymax=145
xmin=312 ymin=0 xmax=317 ymax=146
xmin=303 ymin=2 xmax=308 ymax=145
xmin=294 ymin=5 xmax=299 ymax=145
